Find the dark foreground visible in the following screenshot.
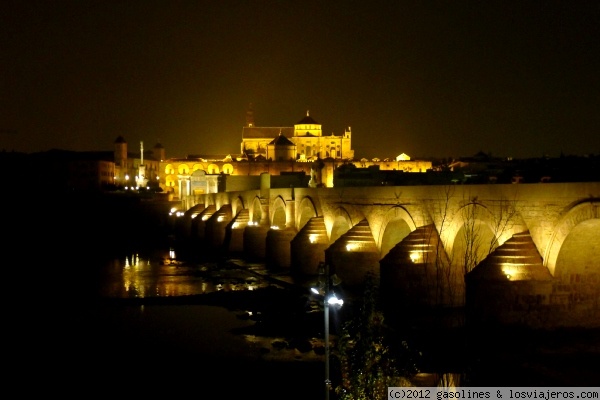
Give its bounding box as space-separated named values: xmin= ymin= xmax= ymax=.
xmin=10 ymin=270 xmax=600 ymax=399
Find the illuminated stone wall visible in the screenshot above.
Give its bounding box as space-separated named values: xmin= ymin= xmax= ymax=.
xmin=173 ymin=182 xmax=600 ymax=328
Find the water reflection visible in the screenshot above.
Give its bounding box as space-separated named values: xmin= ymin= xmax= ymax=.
xmin=97 ymin=246 xmax=271 ymax=299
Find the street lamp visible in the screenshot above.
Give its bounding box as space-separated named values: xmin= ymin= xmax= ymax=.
xmin=311 ymin=262 xmax=343 ymax=400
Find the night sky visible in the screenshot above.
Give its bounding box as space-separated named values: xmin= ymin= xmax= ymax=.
xmin=2 ymin=1 xmax=599 ymax=160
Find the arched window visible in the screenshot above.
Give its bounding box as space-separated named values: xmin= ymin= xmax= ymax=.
xmin=192 ymin=163 xmax=204 ymax=172
xmin=178 ymin=164 xmax=190 ymax=174
xmin=222 ymin=163 xmax=234 ymax=174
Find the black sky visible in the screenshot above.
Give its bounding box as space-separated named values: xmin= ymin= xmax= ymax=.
xmin=1 ymin=0 xmax=599 ymax=160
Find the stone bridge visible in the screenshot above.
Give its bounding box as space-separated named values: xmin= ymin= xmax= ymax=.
xmin=173 ymin=182 xmax=600 ymax=328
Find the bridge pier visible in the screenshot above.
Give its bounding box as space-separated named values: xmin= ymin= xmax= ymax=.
xmin=226 ymin=209 xmax=250 ymax=255
xmin=206 ymin=204 xmax=232 ymax=251
xmin=243 ymin=224 xmax=269 ymax=261
xmin=325 ymin=219 xmax=380 ymax=294
xmin=290 ymin=216 xmax=329 ymax=276
xmin=380 ymin=224 xmax=460 ymax=310
xmin=265 ymin=227 xmax=297 ymax=270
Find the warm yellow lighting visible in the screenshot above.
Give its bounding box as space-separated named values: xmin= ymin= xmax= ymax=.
xmin=309 ymin=234 xmax=317 ymax=243
xmin=202 ymin=215 xmax=209 ymax=221
xmin=410 ymin=251 xmax=420 ymax=263
xmin=191 ymin=214 xmax=198 ymax=219
xmin=270 ymin=225 xmax=279 ymax=230
xmin=346 ymin=243 xmax=357 ymax=251
xmin=501 ymin=266 xmax=517 ymax=280
xmin=217 ymin=216 xmax=224 ymax=222
xmin=232 ymin=222 xmax=239 ymax=229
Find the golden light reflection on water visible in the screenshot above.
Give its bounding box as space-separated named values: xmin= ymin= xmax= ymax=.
xmin=98 ymin=250 xmax=273 ymax=299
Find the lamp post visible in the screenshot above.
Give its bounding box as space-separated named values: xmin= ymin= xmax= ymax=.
xmin=311 ymin=262 xmax=343 ymax=400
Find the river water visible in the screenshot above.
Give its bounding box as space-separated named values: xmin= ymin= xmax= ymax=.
xmin=17 ymin=241 xmax=328 ymax=399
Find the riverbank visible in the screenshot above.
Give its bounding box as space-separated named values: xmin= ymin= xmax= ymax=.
xmin=91 ymin=280 xmax=600 ymax=388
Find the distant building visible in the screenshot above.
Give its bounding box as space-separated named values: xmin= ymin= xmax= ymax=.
xmin=158 ymin=106 xmax=435 ymax=199
xmin=241 ymin=105 xmax=354 ymax=161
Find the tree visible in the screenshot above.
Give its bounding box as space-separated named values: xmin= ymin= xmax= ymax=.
xmin=335 ymin=273 xmax=418 ymax=399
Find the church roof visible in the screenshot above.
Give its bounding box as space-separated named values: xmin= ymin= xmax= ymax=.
xmin=269 ymin=133 xmax=295 ymax=146
xmin=243 ymin=127 xmax=294 ymax=139
xmin=296 ymin=110 xmax=319 ymax=125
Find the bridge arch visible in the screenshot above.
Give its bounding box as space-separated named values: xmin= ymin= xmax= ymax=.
xmin=250 ymin=196 xmax=263 ymax=225
xmin=271 ymin=196 xmax=287 ymax=229
xmin=378 ymin=205 xmax=417 ymax=259
xmin=545 ymin=200 xmax=600 ymax=277
xmin=297 ymin=196 xmax=319 ymax=232
xmin=206 ymin=194 xmax=216 ymax=207
xmin=448 ymin=202 xmax=499 ymax=274
xmin=329 ymin=207 xmax=354 ymax=244
xmin=232 ymin=196 xmax=245 ymax=217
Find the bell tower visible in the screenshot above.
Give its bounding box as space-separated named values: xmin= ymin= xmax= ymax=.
xmin=246 ymin=103 xmax=255 ymax=127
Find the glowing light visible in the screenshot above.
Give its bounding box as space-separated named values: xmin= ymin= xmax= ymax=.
xmin=232 ymin=222 xmax=239 ymax=229
xmin=270 ymin=225 xmax=279 ymax=230
xmin=327 ymin=295 xmax=344 ymax=306
xmin=202 ymin=215 xmax=209 ymax=221
xmin=217 ymin=216 xmax=224 ymax=222
xmin=501 ymin=266 xmax=517 ymax=280
xmin=346 ymin=243 xmax=357 ymax=251
xmin=191 ymin=214 xmax=197 ymax=219
xmin=410 ymin=251 xmax=420 ymax=263
xmin=309 ymin=234 xmax=317 ymax=243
